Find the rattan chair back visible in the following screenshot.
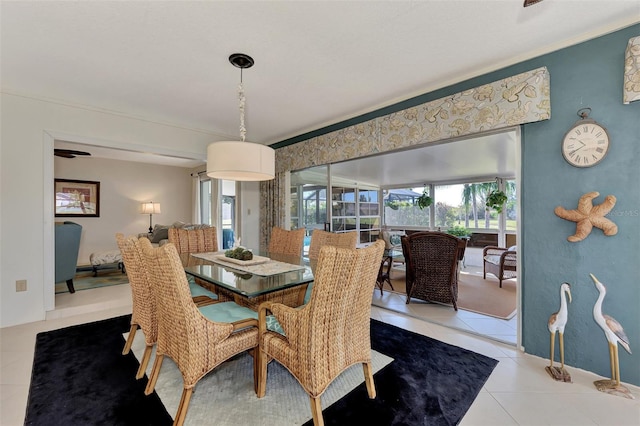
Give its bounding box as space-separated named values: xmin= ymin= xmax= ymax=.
xmin=307 ymin=229 xmax=358 ymax=260
xmin=258 ymin=240 xmax=385 ymax=424
xmin=401 ymin=231 xmax=461 ymax=310
xmin=116 ymin=233 xmax=157 ymax=378
xmin=168 ymin=226 xmax=218 ymax=253
xmin=139 ymin=239 xmax=259 ymax=426
xmin=268 ymin=226 xmax=305 ymax=257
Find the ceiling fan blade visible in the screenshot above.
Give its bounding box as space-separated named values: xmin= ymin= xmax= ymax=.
xmin=54 ymin=149 xmax=91 ymax=157
xmin=523 ymin=0 xmax=543 ymax=6
xmin=54 ymin=152 xmax=76 ymax=158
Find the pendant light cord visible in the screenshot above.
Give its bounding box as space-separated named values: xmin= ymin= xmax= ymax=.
xmin=238 ymin=67 xmax=246 ymax=142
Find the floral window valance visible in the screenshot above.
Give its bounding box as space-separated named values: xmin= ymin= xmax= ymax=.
xmin=275 ymin=66 xmax=550 ymax=173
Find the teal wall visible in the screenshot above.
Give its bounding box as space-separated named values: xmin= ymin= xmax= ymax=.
xmin=519 ymin=25 xmax=639 ymax=386
xmin=274 ymin=24 xmax=640 ymax=386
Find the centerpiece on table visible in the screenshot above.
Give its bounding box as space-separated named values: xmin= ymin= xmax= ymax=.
xmin=224 ymin=246 xmax=254 ymax=261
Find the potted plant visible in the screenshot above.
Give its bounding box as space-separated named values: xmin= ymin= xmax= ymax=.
xmin=446 ymin=225 xmax=470 ymax=238
xmin=486 ymin=189 xmax=508 ymax=213
xmin=416 ymin=187 xmax=433 ymax=210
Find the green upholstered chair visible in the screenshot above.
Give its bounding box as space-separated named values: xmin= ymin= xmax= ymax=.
xmin=55 ymin=221 xmax=82 ymax=293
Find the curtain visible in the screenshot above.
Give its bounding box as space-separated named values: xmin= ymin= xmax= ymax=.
xmin=259 ymin=171 xmax=288 ymax=252
xmin=191 ymin=173 xmax=201 ymax=224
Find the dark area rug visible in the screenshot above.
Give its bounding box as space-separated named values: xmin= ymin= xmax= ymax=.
xmin=308 ymin=320 xmax=498 ymax=426
xmin=25 ymin=315 xmax=171 ymax=426
xmin=25 ymin=315 xmax=497 ymax=426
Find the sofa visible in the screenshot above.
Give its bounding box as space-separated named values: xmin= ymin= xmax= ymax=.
xmin=139 ymin=222 xmax=212 ymax=246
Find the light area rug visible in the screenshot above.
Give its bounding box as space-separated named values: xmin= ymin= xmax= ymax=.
xmin=128 ymin=330 xmax=393 ymax=426
xmin=387 ymin=268 xmax=516 ymax=319
xmin=55 ymin=268 xmax=129 ymax=294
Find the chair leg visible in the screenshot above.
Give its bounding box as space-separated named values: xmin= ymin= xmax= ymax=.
xmin=144 ymin=353 xmax=164 ymax=395
xmin=66 ymin=279 xmax=75 ymax=293
xmin=251 ymin=348 xmax=259 ymax=394
xmin=136 ymin=344 xmax=153 ymax=380
xmin=257 ymin=348 xmax=268 ymax=397
xmin=362 ymin=362 xmax=376 ymax=399
xmin=122 ymin=324 xmax=138 ymax=355
xmin=174 ymin=387 xmax=193 ymax=426
xmin=386 ymin=277 xmax=394 ymax=292
xmin=310 ymin=395 xmax=324 ymax=426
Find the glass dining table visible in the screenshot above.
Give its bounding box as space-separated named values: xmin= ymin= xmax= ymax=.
xmin=181 ymin=251 xmax=315 ymax=311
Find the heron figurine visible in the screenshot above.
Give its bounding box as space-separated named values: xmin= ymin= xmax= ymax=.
xmin=546 ymin=282 xmax=572 ymax=381
xmin=589 ymin=273 xmax=634 ymax=399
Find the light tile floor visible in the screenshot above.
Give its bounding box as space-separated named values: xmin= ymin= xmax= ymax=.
xmin=2 ymin=284 xmax=639 ymax=426
xmin=372 ymin=264 xmax=518 ymax=345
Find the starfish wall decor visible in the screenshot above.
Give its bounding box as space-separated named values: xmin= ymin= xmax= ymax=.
xmin=554 ymin=192 xmax=618 ymax=242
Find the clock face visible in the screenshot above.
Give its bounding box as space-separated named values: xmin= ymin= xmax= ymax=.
xmin=562 ymin=120 xmax=610 ymax=167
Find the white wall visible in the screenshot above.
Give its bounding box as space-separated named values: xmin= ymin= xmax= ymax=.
xmin=0 ymin=93 xmax=260 ymax=327
xmin=55 ymin=156 xmax=192 ymax=265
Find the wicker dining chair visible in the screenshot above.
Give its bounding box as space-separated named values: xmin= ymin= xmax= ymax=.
xmin=116 ymin=233 xmax=157 ymax=380
xmin=268 ymin=226 xmax=306 ymax=257
xmin=168 ymin=226 xmax=225 ymax=303
xmin=139 ymin=238 xmax=259 ymax=426
xmin=401 ymin=231 xmax=462 ymax=310
xmin=257 ymin=240 xmax=385 ymax=426
xmin=168 ymin=226 xmax=218 ymax=254
xmin=307 ymin=229 xmax=358 ymax=261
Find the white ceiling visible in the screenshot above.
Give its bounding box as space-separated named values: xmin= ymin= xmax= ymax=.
xmin=2 ymin=1 xmax=638 ymax=181
xmin=292 ymin=129 xmax=517 ymax=188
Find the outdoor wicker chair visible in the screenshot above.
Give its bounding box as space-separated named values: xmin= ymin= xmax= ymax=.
xmin=307 ymin=229 xmax=358 ymax=261
xmin=268 ymin=226 xmax=306 ymax=257
xmin=140 ymin=239 xmax=259 ymax=426
xmin=257 ymin=240 xmax=385 ymax=426
xmin=483 ymin=245 xmax=517 ymax=288
xmin=168 ymin=226 xmax=218 ymax=254
xmin=401 ymin=231 xmax=462 ymax=310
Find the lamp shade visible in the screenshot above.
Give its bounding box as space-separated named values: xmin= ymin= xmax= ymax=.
xmin=141 ymin=202 xmax=161 ymax=214
xmin=206 ymin=141 xmax=275 ymax=181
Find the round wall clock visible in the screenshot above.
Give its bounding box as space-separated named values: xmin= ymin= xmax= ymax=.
xmin=561 ymin=108 xmax=610 ymax=168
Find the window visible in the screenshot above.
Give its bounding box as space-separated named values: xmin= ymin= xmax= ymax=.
xmin=383 ymin=187 xmax=430 ymax=228
xmin=199 ymin=178 xmax=236 ymax=249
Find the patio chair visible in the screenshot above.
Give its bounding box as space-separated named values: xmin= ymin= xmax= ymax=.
xmin=401 ymin=231 xmax=462 ymax=310
xmin=483 ymin=245 xmax=517 ymax=287
xmin=257 ymin=240 xmax=385 ymax=426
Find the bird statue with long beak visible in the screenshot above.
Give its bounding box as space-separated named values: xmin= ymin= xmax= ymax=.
xmin=546 ymin=282 xmax=572 ymax=382
xmin=590 ymin=274 xmax=634 ymax=399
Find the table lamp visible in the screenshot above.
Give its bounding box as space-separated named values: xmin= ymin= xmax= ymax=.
xmin=141 ymin=202 xmax=161 ymax=233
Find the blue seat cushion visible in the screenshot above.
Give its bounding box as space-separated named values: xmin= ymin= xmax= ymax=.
xmin=198 ymin=302 xmax=258 ymax=323
xmin=266 ymin=283 xmax=314 ymax=336
xmin=266 ymin=315 xmax=285 ymax=335
xmin=303 ymin=282 xmax=313 ymax=304
xmin=187 ymin=274 xmax=218 ymax=300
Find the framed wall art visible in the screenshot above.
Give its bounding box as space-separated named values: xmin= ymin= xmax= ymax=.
xmin=54 ymin=179 xmax=100 ymax=217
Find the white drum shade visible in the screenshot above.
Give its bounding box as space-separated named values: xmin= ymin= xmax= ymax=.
xmin=207 ymin=141 xmax=275 ymax=181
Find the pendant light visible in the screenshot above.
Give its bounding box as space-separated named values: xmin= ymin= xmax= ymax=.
xmin=207 ymin=53 xmax=275 ymax=181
